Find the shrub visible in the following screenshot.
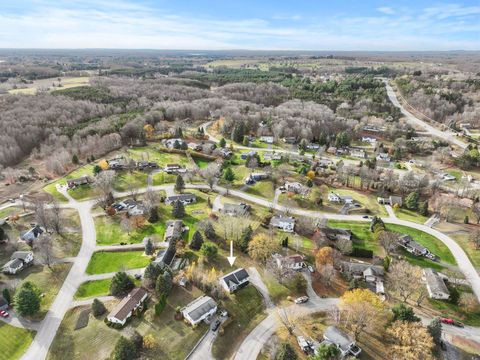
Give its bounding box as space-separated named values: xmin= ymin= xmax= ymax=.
xmin=351 ymin=248 xmax=373 ymax=258
xmin=155 ymin=295 xmax=167 ymax=316
xmin=110 ymin=272 xmax=135 ymax=297
xmin=92 ymin=298 xmax=107 ymax=317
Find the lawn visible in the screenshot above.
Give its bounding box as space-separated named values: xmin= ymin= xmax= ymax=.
xmin=75 ymin=278 xmax=142 ymax=300
xmin=127 ymin=147 xmax=189 ymax=167
xmin=244 ymin=180 xmax=276 ymax=200
xmin=328 ymin=220 xmax=381 ymax=254
xmin=86 ymin=251 xmax=150 ymax=274
xmin=394 ymin=208 xmax=428 ymax=224
xmin=333 ymin=188 xmax=387 ymax=216
xmin=451 ymin=233 xmax=480 ymax=269
xmin=113 ymin=171 xmax=149 ymax=192
xmin=429 ymin=297 xmax=480 ymax=326
xmin=0 ymin=323 xmax=35 ymax=360
xmin=262 ymin=272 xmax=291 ymax=304
xmin=151 ymin=172 xmax=177 ymax=185
xmin=43 ymin=164 xmax=96 ymax=201
xmin=212 ymin=285 xmax=266 ymax=359
xmin=193 ymin=157 xmax=212 ymax=169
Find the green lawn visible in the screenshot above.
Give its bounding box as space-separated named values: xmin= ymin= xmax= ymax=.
xmin=43 ymin=164 xmax=95 ymax=201
xmin=394 ymin=208 xmax=428 ymax=224
xmin=86 ymin=251 xmax=150 ymax=274
xmin=151 ymin=172 xmax=177 ymax=185
xmin=75 ymin=278 xmax=142 ymax=300
xmin=127 ymin=147 xmax=189 ymax=167
xmin=113 ymin=171 xmax=149 ymax=192
xmin=244 ymin=180 xmax=276 ymax=200
xmin=334 ymin=188 xmax=387 ymax=216
xmin=212 ymin=286 xmax=266 ymax=360
xmin=429 ymin=297 xmax=480 ymax=326
xmin=0 ymin=323 xmax=35 ymax=360
xmin=451 ymin=233 xmax=480 ymax=269
xmin=328 ymin=220 xmax=381 ymax=253
xmin=193 ymin=157 xmax=212 ymax=169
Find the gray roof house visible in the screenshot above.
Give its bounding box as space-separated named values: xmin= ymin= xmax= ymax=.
xmin=165 ymin=193 xmax=197 ymax=206
xmin=320 ymin=326 xmax=361 ymax=358
xmin=219 ymin=268 xmax=250 ymax=293
xmin=20 ymin=225 xmax=43 ymax=242
xmin=107 ymin=287 xmax=149 ymax=326
xmin=323 ymin=228 xmax=352 ymax=242
xmin=3 ymin=251 xmax=34 ymax=275
xmin=153 ymin=246 xmax=176 ymax=268
xmin=270 ymin=215 xmax=295 ymax=232
xmin=423 ymin=268 xmax=450 ymax=300
xmin=182 ymin=296 xmax=218 ymax=326
xmin=222 ymin=203 xmax=250 ymax=217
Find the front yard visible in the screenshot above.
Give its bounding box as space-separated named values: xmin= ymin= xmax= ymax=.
xmin=85 ymin=251 xmax=150 ymax=275
xmin=0 ymin=323 xmax=35 ymax=360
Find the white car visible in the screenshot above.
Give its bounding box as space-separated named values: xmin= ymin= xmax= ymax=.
xmin=294 ymin=296 xmax=309 ymax=304
xmin=307 ymin=265 xmax=315 ymax=273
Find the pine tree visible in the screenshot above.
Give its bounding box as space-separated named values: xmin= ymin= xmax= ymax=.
xmin=92 ymin=298 xmax=107 ymax=317
xmin=419 ymin=201 xmax=429 ymax=216
xmin=145 ymin=238 xmax=154 ymax=255
xmin=155 ymin=271 xmax=173 ymax=296
xmin=148 ymin=206 xmax=159 ymax=223
xmin=2 ymin=288 xmax=11 ymax=304
xmin=190 ymin=230 xmax=204 ymax=250
xmin=275 ymin=343 xmax=298 ymax=360
xmin=110 ymin=272 xmax=135 ymax=296
xmin=405 ymin=191 xmax=419 ymax=210
xmin=14 ymin=282 xmax=41 ymax=317
xmin=219 ymin=138 xmax=226 ymax=148
xmin=427 ymin=318 xmax=442 ymax=344
xmin=112 ymin=337 xmax=138 ymax=360
xmin=238 ymin=226 xmax=253 ymax=252
xmin=172 ymin=200 xmax=186 ymax=219
xmin=204 ymin=222 xmax=216 ymax=240
xmin=174 ymin=127 xmax=183 ymax=138
xmin=223 ymin=167 xmax=235 ymax=182
xmin=175 ymin=175 xmax=185 ymax=192
xmin=72 ymin=154 xmax=79 ymax=164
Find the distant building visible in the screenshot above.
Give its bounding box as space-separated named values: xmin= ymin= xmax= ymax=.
xmin=164 ymin=220 xmax=187 ymax=242
xmin=397 ymin=234 xmax=436 ymax=261
xmin=164 ymin=164 xmax=186 ymax=174
xmin=377 ymin=196 xmax=402 ymax=207
xmin=20 ymin=225 xmax=44 ymax=243
xmin=188 ymin=142 xmax=202 ymax=151
xmin=349 ymin=148 xmax=366 ymax=159
xmin=67 ymin=176 xmax=91 ymax=189
xmin=376 ymin=153 xmax=391 ymax=162
xmin=163 ymin=138 xmax=185 ymax=149
xmin=219 ymin=268 xmax=250 ymax=293
xmin=264 ymin=152 xmax=282 ymax=161
xmin=219 ymin=148 xmax=233 ymax=159
xmin=273 ymin=254 xmax=305 ymax=270
xmin=361 ymin=137 xmax=377 ymax=145
xmin=320 ymin=326 xmax=361 ymax=358
xmin=182 ymin=296 xmax=218 ymax=326
xmin=281 ymin=182 xmax=309 ymax=196
xmin=328 ymin=192 xmax=354 ymax=204
xmin=136 ymin=161 xmax=158 ymax=170
xmin=270 ymin=215 xmax=295 ymax=232
xmin=340 ymin=261 xmax=384 ymax=296
xmin=107 ymin=287 xmax=148 ymax=326
xmin=222 ymin=203 xmax=250 ymax=217
xmin=259 ymin=136 xmax=274 ymax=144
xmin=245 ymin=172 xmax=269 ymax=185
xmin=165 ymin=193 xmax=197 ymax=206
xmin=323 ymin=228 xmax=352 ymax=242
xmin=423 ymin=268 xmax=450 ymax=300
xmin=282 ymin=137 xmax=297 ymax=144
xmin=240 ymin=151 xmax=257 ymax=160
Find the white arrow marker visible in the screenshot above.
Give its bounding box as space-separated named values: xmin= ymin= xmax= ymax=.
xmin=227 ymin=240 xmax=236 ymax=266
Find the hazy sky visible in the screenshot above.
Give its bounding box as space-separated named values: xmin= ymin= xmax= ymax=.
xmin=1 ymin=0 xmax=479 ymax=50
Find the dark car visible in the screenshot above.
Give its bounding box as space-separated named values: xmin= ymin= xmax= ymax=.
xmin=211 ymin=319 xmax=221 ymax=331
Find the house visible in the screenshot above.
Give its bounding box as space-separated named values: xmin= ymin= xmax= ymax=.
xmin=164 ymin=193 xmax=197 ymax=206
xmin=349 ymin=148 xmax=366 ymax=159
xmin=264 ymin=152 xmax=282 ymax=161
xmin=3 ymin=251 xmax=34 ymax=275
xmin=182 ymin=296 xmax=218 ymax=326
xmin=219 ymin=268 xmax=250 ymax=293
xmin=323 ymin=228 xmax=352 ymax=242
xmin=441 ymin=173 xmax=456 ymax=181
xmin=153 ymin=245 xmax=176 ymax=268
xmin=163 ymin=138 xmax=185 ymax=149
xmin=327 ymin=146 xmax=337 ymax=155
xmin=67 ymin=176 xmax=91 ymax=189
xmin=270 ymin=215 xmax=295 ymax=232
xmin=340 ymin=261 xmax=384 ymax=295
xmin=108 ymin=158 xmax=128 ymax=170
xmin=397 ymin=234 xmax=436 ymax=260
xmin=320 ymin=326 xmax=361 ymax=358
xmin=164 ymin=164 xmax=186 ymax=174
xmin=307 ymin=143 xmax=320 ymax=150
xmin=377 ymin=196 xmax=402 ymax=207
xmin=274 ymin=254 xmax=305 ymax=270
xmin=328 ymin=192 xmax=353 ymax=204
xmin=20 ymin=225 xmax=43 ymax=243
xmin=0 ymin=298 xmax=8 ymax=311
xmin=282 ymin=182 xmax=309 ymax=196
xmin=219 ymin=148 xmax=233 ymax=159
xmin=240 ymin=151 xmax=257 ymax=160
xmin=164 ymin=220 xmax=187 ymax=242
xmin=107 ymin=287 xmax=149 ymax=326
xmin=188 ymin=142 xmax=202 ymax=151
xmin=136 ymin=161 xmax=158 ymax=170
xmin=361 ymin=137 xmax=377 ymax=145
xmin=376 ymin=153 xmax=391 ymax=162
xmin=423 ymin=268 xmax=450 ymax=300
xmin=128 ymin=204 xmax=145 ymax=216
xmin=245 ymin=172 xmax=269 ymax=185
xmin=222 ymin=203 xmax=250 ymax=217
xmin=259 ymin=136 xmax=274 ymax=144
xmin=119 ymin=199 xmax=144 ymax=216
xmin=283 ymin=137 xmax=297 ymax=144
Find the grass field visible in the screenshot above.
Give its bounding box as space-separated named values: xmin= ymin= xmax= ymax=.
xmin=244 ymin=180 xmax=276 ymax=200
xmin=43 ymin=164 xmax=95 ymax=201
xmin=334 ymin=188 xmax=387 ymax=216
xmin=394 ymin=208 xmax=428 ymax=224
xmin=151 ymin=172 xmax=177 ymax=185
xmin=113 ymin=171 xmax=149 ymax=191
xmin=75 ymin=277 xmax=141 ymax=300
xmin=0 ymin=323 xmax=35 ymax=360
xmin=212 ymin=286 xmax=266 ymax=359
xmin=451 ymin=233 xmax=480 ymax=269
xmin=193 ymin=157 xmax=212 ymax=169
xmin=86 ymin=251 xmax=150 ymax=274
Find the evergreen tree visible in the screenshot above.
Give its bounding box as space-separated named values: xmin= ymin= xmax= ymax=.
xmin=419 ymin=201 xmax=429 ymax=216
xmin=155 ymin=271 xmax=173 ymax=296
xmin=405 ymin=191 xmax=419 ymax=210
xmin=275 ymin=342 xmax=298 ymax=360
xmin=0 ymin=227 xmax=5 ymax=241
xmin=112 ymin=336 xmax=138 ymax=360
xmin=238 ymin=226 xmax=253 ymax=252
xmin=427 ymin=318 xmax=442 ymax=344
xmin=2 ymin=288 xmax=11 ymax=304
xmin=92 ymin=298 xmax=107 ymax=317
xmin=93 ymin=164 xmax=102 ymax=175
xmin=190 ymin=230 xmax=204 ymax=250
xmin=131 ymin=331 xmax=143 ymax=351
xmin=223 ymin=167 xmax=235 ymax=182
xmin=204 ymin=222 xmax=216 ymax=240
xmin=174 ymin=127 xmax=183 ymax=138
xmin=242 ymin=135 xmax=249 ymax=146
xmin=175 ymin=175 xmax=185 ymax=192
xmin=219 ymin=138 xmax=226 ymax=148
xmin=173 ymin=140 xmax=181 ymax=149
xmin=148 ymin=206 xmax=159 ymax=223
xmin=172 ymin=200 xmax=186 ymax=218
xmin=311 ymin=343 xmax=339 ymax=360
xmin=14 ymin=282 xmax=41 ymax=317
xmin=110 ymin=272 xmax=135 ymax=296
xmin=72 ymin=154 xmax=79 ymax=164
xmin=392 ymin=303 xmax=420 ymax=323
xmin=145 ymin=238 xmax=154 ymax=255
xmin=201 ymin=242 xmax=218 ymax=261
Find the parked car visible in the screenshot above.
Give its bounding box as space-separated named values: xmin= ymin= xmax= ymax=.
xmin=294 ymin=296 xmax=309 ymax=304
xmin=0 ymin=310 xmax=9 ymax=318
xmin=307 ymin=265 xmax=315 ymax=273
xmin=219 ymin=309 xmax=228 ymax=317
xmin=440 ymin=317 xmax=464 ymax=327
xmin=211 ymin=319 xmax=221 ymax=331
xmin=362 ymin=215 xmax=369 ymax=219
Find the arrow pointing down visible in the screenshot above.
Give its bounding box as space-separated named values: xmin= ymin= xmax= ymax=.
xmin=227 ymin=240 xmax=236 ymax=266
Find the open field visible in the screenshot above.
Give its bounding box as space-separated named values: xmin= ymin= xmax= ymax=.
xmin=8 ymin=76 xmax=90 ymax=95
xmin=0 ymin=323 xmax=35 ymax=360
xmin=451 ymin=233 xmax=480 ymax=269
xmin=394 ymin=208 xmax=428 ymax=224
xmin=74 ymin=277 xmax=141 ymax=300
xmin=85 ymin=251 xmax=150 ymax=274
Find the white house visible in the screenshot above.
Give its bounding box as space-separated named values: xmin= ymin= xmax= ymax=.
xmin=219 ymin=268 xmax=250 ymax=293
xmin=165 ymin=193 xmax=197 ymax=206
xmin=328 ymin=192 xmax=354 ymax=204
xmin=423 ymin=268 xmax=450 ymax=300
xmin=270 ymin=215 xmax=295 ymax=232
xmin=107 ymin=287 xmax=148 ymax=326
xmin=2 ymin=251 xmax=34 ymax=275
xmin=259 ymin=136 xmax=274 ymax=144
xmin=274 ymin=254 xmax=305 ymax=270
xmin=376 ymin=153 xmax=391 ymax=162
xmin=163 ymin=138 xmax=185 ymax=149
xmin=182 ymin=296 xmax=217 ymax=326
xmin=361 ymin=137 xmax=377 ymax=145
xmin=349 ymin=148 xmax=366 ymax=159
xmin=320 ymin=326 xmax=361 ymax=358
xmin=164 ymin=164 xmax=186 ymax=174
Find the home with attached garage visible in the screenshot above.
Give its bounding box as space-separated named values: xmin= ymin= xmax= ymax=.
xmin=319 ymin=326 xmax=361 ymax=358
xmin=222 ymin=203 xmax=250 ymax=217
xmin=270 ymin=215 xmax=295 ymax=232
xmin=328 ymin=192 xmax=354 ymax=204
xmin=219 ymin=268 xmax=250 ymax=293
xmin=323 ymin=227 xmax=352 ymax=242
xmin=162 ymin=138 xmax=185 ymax=149
xmin=67 ymin=175 xmax=92 ymax=189
xmin=164 ymin=163 xmax=186 ymax=174
xmin=164 ymin=220 xmax=188 ymax=242
xmin=377 ymin=195 xmax=403 ymax=207
xmin=2 ymin=251 xmax=34 ymax=275
xmin=165 ymin=193 xmax=197 ymax=206
xmin=245 ymin=172 xmax=269 ymax=185
xmin=423 ymin=268 xmax=450 ymax=300
xmin=340 ymin=261 xmax=385 ymax=296
xmin=107 ymin=287 xmax=149 ymax=326
xmin=182 ymin=295 xmax=218 ymax=326
xmin=259 ymin=136 xmax=274 ymax=144
xmin=20 ymin=224 xmax=44 ymax=243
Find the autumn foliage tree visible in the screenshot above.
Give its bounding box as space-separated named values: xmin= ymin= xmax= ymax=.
xmin=248 ymin=234 xmax=280 ymax=264
xmin=386 ymin=321 xmax=434 ymax=360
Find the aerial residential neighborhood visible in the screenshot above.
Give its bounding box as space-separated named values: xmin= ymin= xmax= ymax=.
xmin=0 ymin=2 xmax=480 ymax=360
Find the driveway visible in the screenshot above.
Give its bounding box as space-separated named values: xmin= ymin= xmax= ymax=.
xmin=0 ymin=308 xmax=41 ymax=331
xmin=248 ymin=267 xmax=274 ymax=309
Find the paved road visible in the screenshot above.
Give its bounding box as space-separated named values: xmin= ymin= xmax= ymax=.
xmin=21 ymin=187 xmax=97 ymax=360
xmin=248 ymin=267 xmax=274 ymax=309
xmin=0 ymin=308 xmax=41 ymax=331
xmin=384 ymin=81 xmax=467 ymax=150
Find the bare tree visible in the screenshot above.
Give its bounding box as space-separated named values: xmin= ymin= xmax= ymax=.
xmin=266 ymin=258 xmax=295 ymax=285
xmin=35 ymin=234 xmax=54 ymax=269
xmin=387 ymin=261 xmax=423 ymax=302
xmin=472 ymin=203 xmax=480 ymax=224
xmin=47 ymin=200 xmax=63 ymax=235
xmin=378 ymin=231 xmax=398 ymax=255
xmin=94 ymin=170 xmax=116 ymax=208
xmin=120 ymin=216 xmax=132 ymax=235
xmin=200 ymin=163 xmax=220 ymax=189
xmin=143 ymin=188 xmax=159 ymax=213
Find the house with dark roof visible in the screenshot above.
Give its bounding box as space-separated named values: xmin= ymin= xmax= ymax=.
xmin=182 ymin=296 xmax=217 ymax=326
xmin=219 ymin=268 xmax=250 ymax=293
xmin=67 ymin=176 xmax=91 ymax=189
xmin=320 ymin=326 xmax=361 ymax=358
xmin=323 ymin=228 xmax=352 ymax=242
xmin=20 ymin=225 xmax=44 ymax=243
xmin=377 ymin=196 xmax=402 ymax=207
xmin=423 ymin=268 xmax=450 ymax=300
xmin=164 ymin=164 xmax=186 ymax=174
xmin=222 ymin=203 xmax=250 ymax=217
xmin=107 ymin=287 xmax=148 ymax=326
xmin=340 ymin=261 xmax=385 ymax=296
xmin=3 ymin=251 xmax=34 ymax=275
xmin=165 ymin=193 xmax=197 ymax=206
xmin=153 ymin=246 xmax=176 ymax=268
xmin=397 ymin=234 xmax=436 ymax=260
xmin=245 ymin=172 xmax=269 ymax=185
xmin=164 ymin=220 xmax=187 ymax=242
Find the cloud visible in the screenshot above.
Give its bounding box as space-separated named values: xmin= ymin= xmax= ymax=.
xmin=377 ymin=7 xmax=394 ymax=15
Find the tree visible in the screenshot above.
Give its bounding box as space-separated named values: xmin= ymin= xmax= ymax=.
xmin=2 ymin=288 xmax=11 ymax=304
xmin=219 ymin=138 xmax=226 ymax=148
xmin=223 ymin=167 xmax=235 ymax=182
xmin=172 ymin=200 xmax=186 ymax=218
xmin=190 ymin=230 xmax=204 ymax=250
xmin=112 ymin=336 xmax=138 ymax=360
xmin=156 ymin=271 xmax=173 ymax=296
xmin=469 ymin=229 xmax=480 ymax=250
xmin=131 ymin=331 xmax=143 ymax=351
xmin=387 ymin=261 xmax=423 ymax=302
xmin=200 ymin=163 xmax=220 ymax=189
xmin=72 ymin=154 xmax=79 ymax=164
xmin=94 ymin=170 xmax=116 ymax=208
xmin=315 ymin=246 xmax=334 ymax=269
xmin=377 ymin=231 xmax=398 ymax=255
xmin=418 ymin=201 xmax=429 ymax=216
xmin=201 ymin=242 xmax=218 ymax=261
xmin=338 ymin=288 xmax=387 ymax=341
xmin=204 ymin=221 xmax=216 ymax=240
xmin=472 ymin=202 xmax=480 ymax=224
xmin=275 ymin=342 xmax=298 ymax=360
xmin=14 ymin=282 xmax=41 ymax=317
xmin=311 ymin=343 xmax=340 ymax=360
xmin=110 ymin=272 xmax=135 ymax=297
xmin=175 ymin=175 xmax=185 ymax=193
xmin=238 ymin=225 xmax=253 ymax=252
xmin=386 ymin=321 xmax=434 ymax=360
xmin=392 ymin=303 xmax=420 ymax=323
xmin=459 ymin=292 xmax=478 ymax=312
xmin=35 ymin=234 xmax=54 ymax=269
xmin=248 ymin=234 xmax=280 ymax=264
xmin=92 ymin=298 xmax=107 ymax=317
xmin=427 ymin=318 xmax=442 ymax=344
xmin=145 ymin=238 xmax=154 ymax=255
xmin=405 ymin=191 xmax=419 ymax=210
xmin=148 ymin=206 xmax=159 ymax=223
xmin=143 ymin=334 xmax=155 ymax=349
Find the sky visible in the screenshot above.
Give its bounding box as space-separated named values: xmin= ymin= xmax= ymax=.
xmin=0 ymin=0 xmax=479 ymax=50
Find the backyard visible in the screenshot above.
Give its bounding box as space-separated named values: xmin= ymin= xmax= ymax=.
xmin=86 ymin=251 xmax=150 ymax=275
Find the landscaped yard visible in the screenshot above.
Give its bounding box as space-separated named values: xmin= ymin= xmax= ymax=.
xmin=86 ymin=251 xmax=150 ymax=274
xmin=394 ymin=208 xmax=428 ymax=224
xmin=451 ymin=233 xmax=480 ymax=268
xmin=244 ymin=180 xmax=276 ymax=200
xmin=75 ymin=277 xmax=142 ymax=300
xmin=43 ymin=164 xmax=95 ymax=201
xmin=0 ymin=323 xmax=35 ymax=360
xmin=328 ymin=220 xmax=381 ymax=254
